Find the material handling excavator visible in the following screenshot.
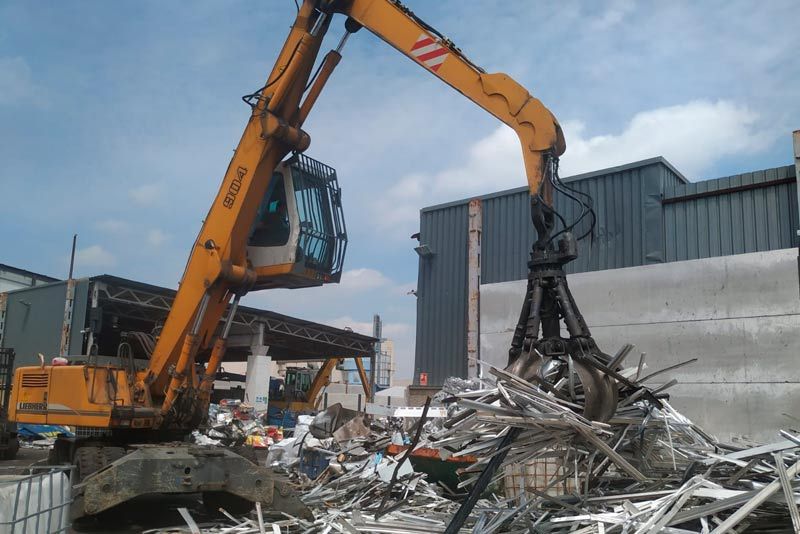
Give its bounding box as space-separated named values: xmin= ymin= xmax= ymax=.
xmin=9 ymin=0 xmax=618 ymax=517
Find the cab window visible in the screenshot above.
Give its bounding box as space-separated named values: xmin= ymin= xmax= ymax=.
xmin=249 ymin=174 xmax=290 ymax=247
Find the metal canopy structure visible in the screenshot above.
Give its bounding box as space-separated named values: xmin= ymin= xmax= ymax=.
xmin=85 ymin=274 xmax=375 ymax=363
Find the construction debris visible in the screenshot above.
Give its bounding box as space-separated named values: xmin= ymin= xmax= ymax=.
xmin=157 ymin=346 xmax=800 ymax=533
xmin=195 ymin=400 xmax=283 ymax=449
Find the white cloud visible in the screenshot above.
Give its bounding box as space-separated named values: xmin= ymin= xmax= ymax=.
xmin=591 ymin=0 xmax=636 ymax=30
xmin=128 ymin=183 xmax=164 ymax=206
xmin=373 ymin=99 xmax=772 ymax=240
xmin=96 ymin=219 xmax=130 ymax=234
xmin=246 ymin=267 xmax=397 ymax=315
xmin=559 ymin=100 xmax=771 ymax=178
xmin=75 ymin=245 xmax=116 ymax=268
xmin=339 ymin=268 xmax=392 ymax=292
xmin=146 ymin=228 xmax=169 ymax=246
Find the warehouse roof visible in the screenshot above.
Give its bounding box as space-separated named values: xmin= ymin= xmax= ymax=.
xmin=2 ymin=272 xmax=375 ymax=365
xmin=0 ymin=263 xmax=59 ymax=283
xmin=88 ymin=274 xmax=377 ymax=361
xmin=420 ymin=156 xmax=688 ymax=213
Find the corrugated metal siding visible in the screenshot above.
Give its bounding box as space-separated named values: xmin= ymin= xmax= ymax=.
xmin=482 ymin=161 xmax=669 ymax=283
xmin=415 ymin=159 xmax=798 ymax=386
xmin=481 ymin=190 xmax=533 ymax=283
xmin=414 ymin=203 xmax=469 ymax=385
xmin=664 ymin=165 xmax=798 ymax=261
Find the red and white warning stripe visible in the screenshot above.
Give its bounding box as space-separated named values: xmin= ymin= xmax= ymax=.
xmin=410 ymin=34 xmax=448 ymax=72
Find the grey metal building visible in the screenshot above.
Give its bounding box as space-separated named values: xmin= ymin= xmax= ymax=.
xmin=413 ymin=157 xmax=799 ymax=387
xmin=0 ymin=274 xmax=375 ymax=369
xmin=0 ymin=264 xmax=58 ymax=293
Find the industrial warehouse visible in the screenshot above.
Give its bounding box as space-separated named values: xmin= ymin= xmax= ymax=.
xmin=412 ymin=158 xmax=799 ymax=442
xmin=1 ymin=1 xmax=799 ymax=533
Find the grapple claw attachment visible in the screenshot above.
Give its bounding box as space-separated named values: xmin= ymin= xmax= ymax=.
xmin=505 ymin=232 xmax=619 ymax=422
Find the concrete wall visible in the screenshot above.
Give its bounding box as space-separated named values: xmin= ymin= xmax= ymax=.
xmin=480 ymin=249 xmax=800 ymax=443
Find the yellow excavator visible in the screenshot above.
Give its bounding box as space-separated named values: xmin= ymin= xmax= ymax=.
xmin=9 ymin=0 xmax=617 ymax=517
xmin=268 ymin=358 xmax=370 ymax=414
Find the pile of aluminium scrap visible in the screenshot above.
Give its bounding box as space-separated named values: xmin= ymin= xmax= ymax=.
xmin=153 ymin=347 xmax=800 ymax=533
xmin=276 ymin=405 xmax=480 ymax=532
xmin=428 ymin=347 xmax=800 ymax=533
xmin=144 ymin=504 xmax=316 ymax=533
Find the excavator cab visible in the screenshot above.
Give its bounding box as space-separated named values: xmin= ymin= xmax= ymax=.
xmin=247 ymin=154 xmax=347 ymax=290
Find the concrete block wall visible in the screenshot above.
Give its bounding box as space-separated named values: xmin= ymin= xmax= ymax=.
xmin=480 ymin=249 xmax=800 ymax=443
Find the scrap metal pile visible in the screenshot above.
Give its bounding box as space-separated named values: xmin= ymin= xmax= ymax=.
xmin=193 ymin=400 xmax=283 ymax=448
xmin=164 ymin=345 xmax=800 ymax=533
xmin=422 ymin=356 xmax=800 ymax=533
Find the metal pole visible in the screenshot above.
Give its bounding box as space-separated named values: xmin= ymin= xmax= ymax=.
xmin=372 ymin=314 xmax=381 ymax=391
xmin=794 ymin=130 xmax=800 ymax=235
xmin=793 ymin=130 xmax=800 ymax=296
xmin=85 ymin=281 xmax=102 ymax=355
xmin=67 ymin=234 xmax=77 ymax=280
xmin=0 ymin=293 xmax=7 ymax=348
xmin=369 ymin=352 xmax=377 ymax=400
xmin=467 ymin=199 xmax=482 ymax=378
xmin=444 ymin=427 xmax=521 ymax=534
xmin=59 ymin=234 xmax=78 ymax=357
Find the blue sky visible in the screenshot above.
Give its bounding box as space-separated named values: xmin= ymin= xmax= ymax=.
xmin=1 ymin=1 xmax=797 ymax=378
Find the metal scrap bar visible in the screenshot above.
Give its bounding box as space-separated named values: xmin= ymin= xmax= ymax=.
xmin=710 ymin=458 xmax=800 ymax=533
xmin=773 ymin=451 xmax=800 ymax=532
xmin=444 ymin=427 xmax=522 ymax=534
xmin=177 ymin=508 xmax=201 ymax=534
xmin=575 ymin=426 xmax=648 ymax=482
xmin=376 ymin=396 xmax=431 ymax=518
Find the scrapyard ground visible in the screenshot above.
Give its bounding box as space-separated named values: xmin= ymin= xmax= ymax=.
xmin=4 ymin=354 xmax=800 ymax=533
xmin=0 ymin=447 xmax=272 ymax=533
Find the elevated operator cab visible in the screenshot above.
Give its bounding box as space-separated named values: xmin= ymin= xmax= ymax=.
xmin=247 ymin=154 xmax=347 ymax=290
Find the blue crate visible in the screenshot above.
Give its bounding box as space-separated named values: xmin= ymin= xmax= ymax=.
xmin=299 ymin=448 xmax=330 ymax=479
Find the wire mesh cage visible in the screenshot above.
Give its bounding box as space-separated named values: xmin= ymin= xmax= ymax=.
xmin=503 ymin=447 xmax=577 ymax=500
xmin=0 ymin=465 xmax=73 ymax=534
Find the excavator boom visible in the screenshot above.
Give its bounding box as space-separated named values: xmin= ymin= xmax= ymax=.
xmin=146 ymin=0 xmax=567 ymax=427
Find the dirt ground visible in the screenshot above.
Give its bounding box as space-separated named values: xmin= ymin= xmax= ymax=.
xmin=1 ymin=445 xmax=49 ymax=469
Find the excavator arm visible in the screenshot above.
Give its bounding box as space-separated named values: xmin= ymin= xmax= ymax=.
xmin=142 ymin=0 xmax=566 ymax=427
xmin=8 ymin=2 xmax=615 ymax=519
xmin=327 ymin=0 xmax=566 ymax=194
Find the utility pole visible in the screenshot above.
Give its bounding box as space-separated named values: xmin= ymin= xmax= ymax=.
xmin=467 ymin=199 xmax=482 ymax=378
xmin=59 ymin=234 xmax=77 ymax=356
xmin=793 ymin=131 xmax=800 ymax=296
